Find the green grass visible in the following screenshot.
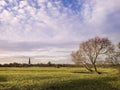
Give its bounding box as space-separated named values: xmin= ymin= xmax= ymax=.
xmin=0 ymin=67 xmax=120 ymax=90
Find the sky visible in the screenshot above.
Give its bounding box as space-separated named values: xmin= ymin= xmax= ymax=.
xmin=0 ymin=0 xmax=120 ymax=64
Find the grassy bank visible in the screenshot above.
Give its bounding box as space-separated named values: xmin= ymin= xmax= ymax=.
xmin=0 ymin=67 xmax=120 ymax=90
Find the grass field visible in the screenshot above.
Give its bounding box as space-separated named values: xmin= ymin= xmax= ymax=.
xmin=0 ymin=66 xmax=120 ymax=90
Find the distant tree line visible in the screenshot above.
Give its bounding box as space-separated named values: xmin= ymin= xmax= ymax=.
xmin=0 ymin=62 xmax=80 ymax=67
xmin=0 ymin=61 xmax=119 ymax=68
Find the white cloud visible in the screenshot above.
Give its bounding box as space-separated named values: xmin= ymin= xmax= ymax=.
xmin=0 ymin=0 xmax=120 ymax=63
xmin=19 ymin=0 xmax=28 ymax=8
xmin=0 ymin=0 xmax=120 ymax=43
xmin=0 ymin=0 xmax=7 ymax=6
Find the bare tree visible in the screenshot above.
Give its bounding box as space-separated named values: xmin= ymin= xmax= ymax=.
xmin=118 ymin=42 xmax=120 ymax=49
xmin=72 ymin=37 xmax=112 ymax=74
xmin=106 ymin=42 xmax=120 ymax=65
xmin=117 ymin=42 xmax=120 ymax=59
xmin=71 ymin=51 xmax=93 ymax=72
xmin=113 ymin=42 xmax=120 ymax=64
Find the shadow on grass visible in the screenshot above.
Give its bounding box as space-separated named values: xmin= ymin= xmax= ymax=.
xmin=0 ymin=75 xmax=7 ymax=82
xmin=42 ymin=77 xmax=119 ymax=90
xmin=1 ymin=75 xmax=119 ymax=90
xmin=72 ymin=71 xmax=93 ymax=74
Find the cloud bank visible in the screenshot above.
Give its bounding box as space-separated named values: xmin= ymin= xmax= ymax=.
xmin=0 ymin=0 xmax=120 ymax=63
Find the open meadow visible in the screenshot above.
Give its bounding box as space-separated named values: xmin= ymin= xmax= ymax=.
xmin=0 ymin=66 xmax=120 ymax=90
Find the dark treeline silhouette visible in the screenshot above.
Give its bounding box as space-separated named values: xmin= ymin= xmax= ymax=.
xmin=0 ymin=62 xmax=78 ymax=67
xmin=0 ymin=62 xmax=119 ymax=67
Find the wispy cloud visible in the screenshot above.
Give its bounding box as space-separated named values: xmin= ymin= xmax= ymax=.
xmin=0 ymin=0 xmax=120 ymax=63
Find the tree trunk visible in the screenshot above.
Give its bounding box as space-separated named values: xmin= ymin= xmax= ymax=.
xmin=93 ymin=63 xmax=101 ymax=74
xmin=83 ymin=64 xmax=93 ymax=72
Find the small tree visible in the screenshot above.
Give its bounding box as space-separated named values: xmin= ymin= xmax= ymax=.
xmin=117 ymin=42 xmax=120 ymax=58
xmin=118 ymin=42 xmax=120 ymax=49
xmin=106 ymin=42 xmax=120 ymax=65
xmin=113 ymin=42 xmax=120 ymax=64
xmin=47 ymin=61 xmax=52 ymax=66
xmin=72 ymin=37 xmax=112 ymax=74
xmin=117 ymin=42 xmax=120 ymax=73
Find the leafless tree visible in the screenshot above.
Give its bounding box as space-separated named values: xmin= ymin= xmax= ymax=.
xmin=118 ymin=42 xmax=120 ymax=49
xmin=113 ymin=42 xmax=120 ymax=64
xmin=106 ymin=42 xmax=120 ymax=65
xmin=117 ymin=42 xmax=120 ymax=73
xmin=71 ymin=50 xmax=93 ymax=72
xmin=72 ymin=37 xmax=112 ymax=74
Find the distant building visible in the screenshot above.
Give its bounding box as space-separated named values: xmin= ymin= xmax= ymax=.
xmin=29 ymin=57 xmax=31 ymax=65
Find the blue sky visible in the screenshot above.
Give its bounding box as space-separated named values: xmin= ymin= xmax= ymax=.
xmin=0 ymin=0 xmax=120 ymax=64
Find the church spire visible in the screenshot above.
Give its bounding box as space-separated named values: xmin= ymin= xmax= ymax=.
xmin=29 ymin=57 xmax=31 ymax=65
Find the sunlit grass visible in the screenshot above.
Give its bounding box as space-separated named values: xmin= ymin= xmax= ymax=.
xmin=0 ymin=67 xmax=120 ymax=90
